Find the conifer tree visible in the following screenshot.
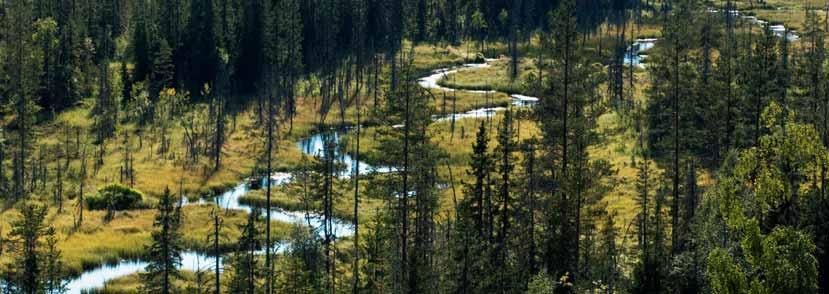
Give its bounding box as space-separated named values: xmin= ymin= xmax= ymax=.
xmin=151 ymin=40 xmax=175 ymax=100
xmin=142 ymin=188 xmax=183 ymax=294
xmin=52 ymin=0 xmax=78 ymax=110
xmin=229 ymin=208 xmax=261 ymax=294
xmin=0 ymin=129 xmax=8 ymax=197
xmin=466 ymin=121 xmax=492 ymax=237
xmin=42 ymin=228 xmax=66 ymax=294
xmin=2 ymin=203 xmax=54 ymax=294
xmin=120 ymin=60 xmax=132 ymax=108
xmin=132 ymin=8 xmax=151 ymax=82
xmin=493 ymin=109 xmax=518 ymax=290
xmin=7 ymin=0 xmax=38 ymax=200
xmin=646 ymin=0 xmax=696 ymax=255
xmin=185 ymin=0 xmax=219 ymax=96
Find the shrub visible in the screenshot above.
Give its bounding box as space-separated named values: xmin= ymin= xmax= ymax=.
xmin=467 ymin=52 xmax=486 ymax=64
xmin=86 ymin=184 xmax=144 ymax=210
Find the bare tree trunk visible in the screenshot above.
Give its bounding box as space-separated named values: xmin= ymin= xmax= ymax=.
xmin=671 ymin=38 xmax=682 ymax=255
xmin=265 ymin=92 xmax=275 ymax=294
xmin=353 ymin=74 xmax=362 ymax=294
xmin=214 ymin=197 xmax=222 ymax=294
xmin=401 ymin=69 xmax=411 ymax=294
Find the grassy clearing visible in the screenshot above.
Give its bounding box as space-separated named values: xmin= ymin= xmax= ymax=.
xmin=86 ymin=273 xmax=144 ymax=293
xmin=753 ymin=9 xmax=812 ymax=29
xmin=0 ymin=201 xmax=291 ymax=277
xmin=32 ymin=41 xmax=489 ymax=202
xmin=719 ymin=0 xmax=829 ymax=10
xmin=238 ymin=184 xmax=386 ymax=223
xmin=437 ymin=57 xmax=537 ymax=94
xmin=43 ymin=98 xmax=260 ymax=199
xmin=409 ymin=42 xmax=474 ymax=74
xmin=711 ymin=0 xmax=824 ymax=31
xmin=1 ymin=40 xmax=507 ymax=282
xmin=85 ymin=271 xmax=200 ymax=293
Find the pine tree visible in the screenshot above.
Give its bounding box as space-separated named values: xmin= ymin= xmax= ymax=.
xmin=76 ymin=147 xmax=88 ymax=227
xmin=151 ymin=40 xmax=175 ymax=99
xmin=739 ymin=24 xmax=778 ymax=147
xmin=229 ymin=208 xmax=261 ymax=294
xmin=449 ymin=120 xmax=494 ymax=293
xmin=120 ymin=60 xmax=132 ymax=108
xmin=93 ymin=60 xmax=117 ymax=142
xmin=598 ymin=213 xmax=620 ymax=292
xmin=42 ymin=228 xmax=66 ymax=294
xmin=159 ymin=0 xmax=184 ymax=82
xmin=142 ymin=187 xmax=183 ymax=294
xmin=233 ymin=0 xmax=265 ymax=93
xmin=32 ymin=17 xmax=60 ymax=111
xmin=799 ymin=8 xmax=827 ymax=198
xmin=52 ymin=0 xmax=78 ymax=110
xmin=470 ymin=9 xmax=488 ymax=52
xmin=465 ymin=121 xmax=492 ymax=237
xmin=207 ymin=198 xmax=224 ymax=294
xmin=493 ymin=109 xmax=518 ymax=290
xmin=537 ymin=0 xmax=605 ymax=279
xmin=276 ymin=0 xmax=303 ymax=132
xmin=646 ymin=0 xmax=696 ymax=255
xmin=0 ymin=129 xmax=8 ymax=197
xmin=3 ymin=203 xmax=51 ymax=294
xmin=185 ymin=0 xmax=219 ymax=96
xmin=7 ymin=0 xmax=38 ymax=201
xmin=514 ymin=139 xmax=539 ymax=288
xmin=132 ymin=8 xmax=151 ymax=82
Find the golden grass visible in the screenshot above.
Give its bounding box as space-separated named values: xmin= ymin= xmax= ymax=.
xmin=0 ymin=36 xmax=699 ymax=287
xmin=0 ymin=201 xmax=291 ymax=277
xmin=86 ymin=271 xmax=200 ymax=293
xmin=710 ymin=0 xmax=825 ymax=31
xmin=239 ymin=185 xmax=386 ymax=223
xmin=0 ymin=40 xmax=508 ymax=284
xmin=437 ymin=57 xmax=537 ymax=94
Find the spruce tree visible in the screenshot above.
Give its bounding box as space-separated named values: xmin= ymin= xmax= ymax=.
xmin=142 ymin=187 xmax=183 ymax=294
xmin=132 ymin=9 xmax=151 ymax=82
xmin=465 ymin=121 xmax=492 ymax=237
xmin=42 ymin=228 xmax=66 ymax=294
xmin=150 ymin=39 xmax=175 ymax=101
xmin=120 ymin=60 xmax=132 ymax=108
xmin=493 ymin=109 xmax=518 ymax=291
xmin=3 ymin=203 xmax=53 ymax=294
xmin=7 ymin=0 xmax=38 ymax=200
xmin=185 ymin=0 xmax=219 ymax=96
xmin=229 ymin=209 xmax=261 ymax=293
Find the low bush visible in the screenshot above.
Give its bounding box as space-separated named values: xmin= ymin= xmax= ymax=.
xmin=86 ymin=184 xmax=144 ymax=210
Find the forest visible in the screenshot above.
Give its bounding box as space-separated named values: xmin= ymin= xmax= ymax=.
xmin=1 ymin=0 xmax=828 ymax=293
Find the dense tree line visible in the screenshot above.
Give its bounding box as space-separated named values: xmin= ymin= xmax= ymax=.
xmin=638 ymin=0 xmax=829 ymax=293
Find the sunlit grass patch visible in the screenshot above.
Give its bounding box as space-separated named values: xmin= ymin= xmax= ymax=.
xmin=437 ymin=57 xmax=537 ymax=94
xmin=0 ymin=201 xmax=292 ymax=277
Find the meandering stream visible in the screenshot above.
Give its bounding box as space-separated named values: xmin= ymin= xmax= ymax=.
xmin=69 ymin=11 xmax=797 ymax=286
xmin=67 ymin=57 xmax=539 ymax=293
xmin=624 ymin=9 xmax=800 ymax=68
